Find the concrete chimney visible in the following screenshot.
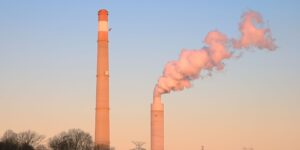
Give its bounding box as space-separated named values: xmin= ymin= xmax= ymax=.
xmin=151 ymin=96 xmax=164 ymax=150
xmin=95 ymin=9 xmax=110 ymax=148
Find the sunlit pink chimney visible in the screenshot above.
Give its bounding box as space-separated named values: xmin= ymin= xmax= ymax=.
xmin=151 ymin=96 xmax=164 ymax=150
xmin=95 ymin=9 xmax=110 ymax=148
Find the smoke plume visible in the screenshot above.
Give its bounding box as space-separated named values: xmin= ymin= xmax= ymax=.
xmin=154 ymin=10 xmax=276 ymax=98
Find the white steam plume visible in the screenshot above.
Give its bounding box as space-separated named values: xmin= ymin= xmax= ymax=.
xmin=154 ymin=10 xmax=276 ymax=98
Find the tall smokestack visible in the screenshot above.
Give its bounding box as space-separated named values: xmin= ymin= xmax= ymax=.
xmin=95 ymin=9 xmax=110 ymax=148
xmin=151 ymin=96 xmax=164 ymax=150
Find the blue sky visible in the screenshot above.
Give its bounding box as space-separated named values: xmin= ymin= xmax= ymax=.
xmin=0 ymin=1 xmax=300 ymax=150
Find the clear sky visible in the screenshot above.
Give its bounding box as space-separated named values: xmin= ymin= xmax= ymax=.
xmin=0 ymin=0 xmax=300 ymax=150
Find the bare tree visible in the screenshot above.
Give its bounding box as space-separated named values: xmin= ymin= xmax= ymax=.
xmin=17 ymin=130 xmax=45 ymax=148
xmin=0 ymin=130 xmax=18 ymax=150
xmin=1 ymin=129 xmax=18 ymax=144
xmin=130 ymin=141 xmax=146 ymax=150
xmin=49 ymin=129 xmax=93 ymax=150
xmin=0 ymin=129 xmax=44 ymax=150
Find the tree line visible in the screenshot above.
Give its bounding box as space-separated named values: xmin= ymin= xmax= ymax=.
xmin=0 ymin=129 xmax=113 ymax=150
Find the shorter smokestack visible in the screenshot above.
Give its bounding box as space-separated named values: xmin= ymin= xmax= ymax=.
xmin=151 ymin=96 xmax=164 ymax=150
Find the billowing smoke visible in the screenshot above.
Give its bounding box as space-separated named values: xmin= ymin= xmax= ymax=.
xmin=153 ymin=10 xmax=276 ymax=98
xmin=233 ymin=11 xmax=276 ymax=50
